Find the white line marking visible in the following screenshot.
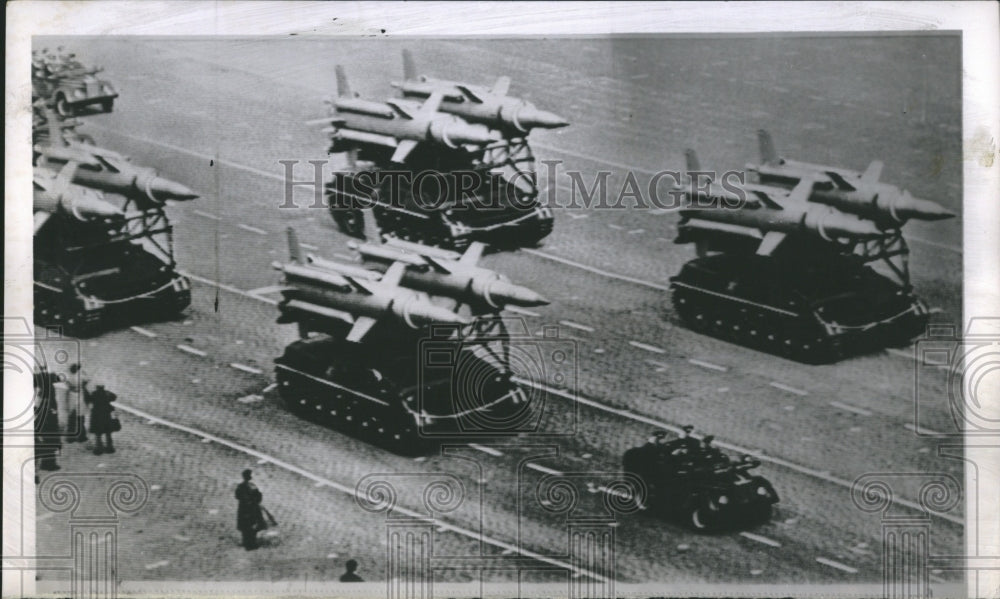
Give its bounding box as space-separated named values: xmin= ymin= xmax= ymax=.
xmin=559 ymin=320 xmax=595 ymax=333
xmin=567 ymin=213 xmax=590 ymax=220
xmin=510 ymin=376 xmax=963 ymax=526
xmin=629 ymin=340 xmax=666 ymax=354
xmin=644 ymin=359 xmax=670 ymax=372
xmin=689 ymin=358 xmax=728 ymax=372
xmin=526 ymin=463 xmax=564 ymax=477
xmin=769 ymin=382 xmax=808 ymax=396
xmin=257 ymin=458 xmax=269 ymax=465
xmin=523 ymin=249 xmax=671 ymax=292
xmin=739 ymin=531 xmax=782 ymax=547
xmin=193 ymin=210 xmax=220 ymax=221
xmin=886 ymin=348 xmax=915 ymax=360
xmin=176 ymin=344 xmax=207 ymax=358
xmin=111 ymin=403 xmax=604 ymax=581
xmin=628 ymin=229 xmax=645 ymax=235
xmin=505 ymin=306 xmax=541 ymax=318
xmin=180 ymin=271 xmax=279 ymax=305
xmin=130 ymin=326 xmax=157 ymax=338
xmin=230 ymin=363 xmax=263 ymax=375
xmin=816 ymin=557 xmax=858 ymax=574
xmin=829 ymin=401 xmax=873 ymax=417
xmin=262 ymin=383 xmax=278 ymax=393
xmin=237 ymin=223 xmax=268 ymax=235
xmin=300 ymin=242 xmax=319 ymax=251
xmin=608 ymin=224 xmax=624 ymax=231
xmin=909 ymin=236 xmax=961 ymax=254
xmin=904 ymin=423 xmax=949 ymax=436
xmin=468 ymin=443 xmax=503 ymax=457
xmin=144 ymin=560 xmax=170 ymax=570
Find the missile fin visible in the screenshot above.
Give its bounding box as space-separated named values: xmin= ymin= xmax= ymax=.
xmin=381 ymin=262 xmax=407 ymax=287
xmin=750 ymin=189 xmax=783 ymax=210
xmin=825 ymin=171 xmax=857 ymax=192
xmin=757 ymin=129 xmax=779 ymax=165
xmin=862 ymin=160 xmax=883 ymax=184
xmin=361 ymin=208 xmax=381 ymax=242
xmin=335 ymin=65 xmax=352 ymax=98
xmin=346 ymin=316 xmax=377 ymax=342
xmin=683 ymin=148 xmax=702 ymax=173
xmin=787 ymin=178 xmax=814 ymax=204
xmin=286 ymin=227 xmax=303 ymax=264
xmin=455 ymin=84 xmax=485 ymax=103
xmin=416 ymin=90 xmax=445 ymax=116
xmin=459 ymin=242 xmax=486 ymax=266
xmin=52 ymin=161 xmax=79 ymax=199
xmin=422 ymin=256 xmax=453 ymax=274
xmin=402 ymin=49 xmax=418 ymax=81
xmin=390 ymin=139 xmax=419 ymax=163
xmin=757 ymin=231 xmax=787 ymax=256
xmin=34 ymin=212 xmax=52 ymax=234
xmin=490 ymin=76 xmax=511 ymax=97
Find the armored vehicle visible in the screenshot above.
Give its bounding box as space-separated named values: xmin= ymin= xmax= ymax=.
xmin=272 ymin=231 xmax=549 ymax=454
xmin=669 ymin=247 xmax=929 ymax=364
xmin=33 ymin=63 xmax=117 ymax=117
xmin=623 ymin=432 xmax=779 ymax=531
xmin=34 ymin=209 xmax=191 ymax=337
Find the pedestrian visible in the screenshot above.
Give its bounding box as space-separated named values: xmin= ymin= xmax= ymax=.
xmin=65 ymin=363 xmax=89 ymax=443
xmin=86 ymin=384 xmax=117 ymax=455
xmin=339 ymin=559 xmax=363 ymax=582
xmin=235 ymin=469 xmax=264 ymax=550
xmin=34 ymin=367 xmax=62 ymax=472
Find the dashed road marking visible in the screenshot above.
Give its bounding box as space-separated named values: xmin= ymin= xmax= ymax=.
xmin=111 ymin=403 xmax=605 ymax=582
xmin=130 ymin=326 xmax=157 ymax=338
xmin=172 ymin=534 xmax=190 ymax=542
xmin=829 ymin=401 xmax=873 ymax=417
xmin=559 ymin=320 xmax=595 ymax=333
xmin=262 ymin=383 xmax=278 ymax=393
xmin=629 ymin=340 xmax=666 ymax=354
xmin=468 ymin=443 xmax=503 ymax=457
xmin=645 ymin=359 xmax=670 ymax=372
xmin=506 ymin=306 xmax=541 ymax=318
xmin=314 ymin=481 xmax=326 ymax=487
xmin=176 ymin=344 xmax=207 ymax=358
xmin=769 ymin=382 xmax=808 ymax=396
xmin=567 ymin=213 xmax=590 ymax=220
xmin=816 ymin=557 xmax=858 ymax=574
xmin=688 ymin=358 xmax=728 ymax=372
xmin=201 ymin=438 xmax=212 ymax=444
xmin=608 ymin=224 xmax=624 ymax=230
xmin=526 ymin=463 xmax=564 ymax=477
xmin=627 ymin=229 xmax=645 ymax=235
xmin=230 ymin=363 xmax=263 ymax=375
xmin=739 ymin=531 xmax=782 ymax=547
xmin=193 ymin=210 xmax=220 ymax=221
xmin=237 ymin=223 xmax=268 ymax=235
xmin=144 ymin=560 xmax=170 ymax=570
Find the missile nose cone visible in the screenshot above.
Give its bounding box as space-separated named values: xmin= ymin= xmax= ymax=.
xmin=518 ymin=106 xmax=570 ymax=130
xmin=149 ymin=177 xmax=199 ymax=202
xmin=898 ymin=191 xmax=956 ymax=221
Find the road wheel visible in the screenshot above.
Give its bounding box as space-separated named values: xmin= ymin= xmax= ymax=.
xmin=55 ymin=94 xmax=73 ymax=117
xmin=331 ymin=209 xmax=365 ymax=239
xmin=689 ymin=505 xmax=713 ymax=532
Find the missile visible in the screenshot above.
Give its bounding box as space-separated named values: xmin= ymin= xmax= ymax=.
xmin=678 ymin=178 xmax=884 ymax=256
xmin=393 ymin=50 xmax=569 ymax=134
xmin=276 ymin=229 xmax=471 ymax=341
xmin=349 ymin=239 xmax=550 ymax=310
xmin=308 ymin=66 xmax=499 ymax=164
xmin=33 ymin=163 xmax=123 ymax=233
xmin=745 ymin=130 xmax=954 ymax=225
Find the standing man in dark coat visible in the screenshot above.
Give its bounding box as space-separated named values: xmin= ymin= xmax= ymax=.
xmin=87 ymin=384 xmax=116 ymax=455
xmin=235 ymin=469 xmax=264 ymax=550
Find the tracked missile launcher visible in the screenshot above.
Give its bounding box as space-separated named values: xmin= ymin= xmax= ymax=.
xmin=33 ymin=114 xmax=197 ymax=337
xmin=668 ymin=147 xmax=943 ymax=363
xmin=273 ymin=231 xmax=549 ymax=454
xmin=34 ymin=205 xmax=191 ymax=337
xmin=317 ymin=63 xmax=560 ymax=250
